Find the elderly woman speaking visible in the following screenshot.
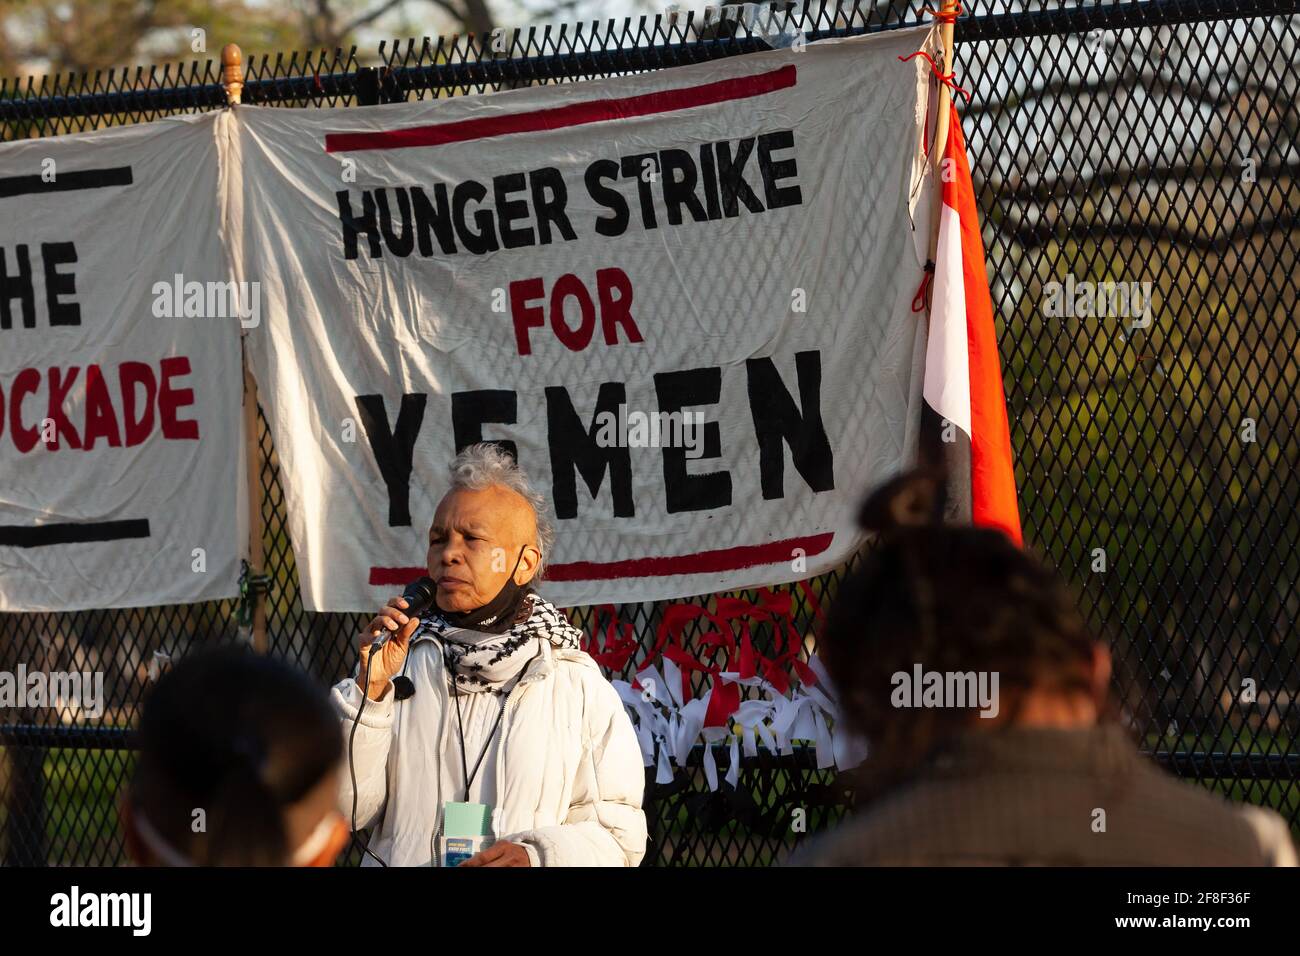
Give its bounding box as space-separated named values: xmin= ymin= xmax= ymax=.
xmin=333 ymin=444 xmax=647 ymax=866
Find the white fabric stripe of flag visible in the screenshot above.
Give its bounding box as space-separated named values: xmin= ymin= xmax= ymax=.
xmin=922 ymin=201 xmax=972 ymax=439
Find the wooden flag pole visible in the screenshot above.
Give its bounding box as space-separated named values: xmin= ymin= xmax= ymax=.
xmin=241 ymin=360 xmax=269 ymax=655
xmin=927 ymin=1 xmax=959 ymax=264
xmin=916 ymin=2 xmax=961 ymax=481
xmin=222 ymin=44 xmax=267 ymax=652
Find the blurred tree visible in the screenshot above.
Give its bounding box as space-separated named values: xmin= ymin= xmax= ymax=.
xmin=0 ymin=0 xmax=647 ymax=79
xmin=964 ymin=19 xmax=1300 ymax=750
xmin=2 ymin=0 xmax=300 ymax=76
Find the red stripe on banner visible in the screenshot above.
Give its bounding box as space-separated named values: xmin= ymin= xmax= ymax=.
xmin=545 ymin=532 xmax=834 ymax=581
xmin=942 ymin=102 xmax=1024 ymax=546
xmin=368 ymin=531 xmax=834 ymax=587
xmin=369 ymin=566 xmax=427 ymax=588
xmin=325 ymin=64 xmax=797 ymax=153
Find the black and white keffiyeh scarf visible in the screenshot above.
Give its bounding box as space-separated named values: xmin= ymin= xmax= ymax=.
xmin=421 ymin=594 xmax=583 ymax=695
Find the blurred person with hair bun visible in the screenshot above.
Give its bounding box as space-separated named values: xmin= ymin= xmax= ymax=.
xmin=121 ymin=646 xmax=348 ymax=867
xmin=790 ymin=470 xmax=1297 ymax=866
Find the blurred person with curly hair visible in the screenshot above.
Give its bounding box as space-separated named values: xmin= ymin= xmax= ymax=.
xmin=790 ymin=470 xmax=1297 ymax=866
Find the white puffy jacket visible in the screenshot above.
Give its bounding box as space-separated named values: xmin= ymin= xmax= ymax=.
xmin=332 ymin=627 xmax=648 ymax=867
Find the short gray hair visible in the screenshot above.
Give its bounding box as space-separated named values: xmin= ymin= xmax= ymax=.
xmin=447 ymin=443 xmax=554 ymax=580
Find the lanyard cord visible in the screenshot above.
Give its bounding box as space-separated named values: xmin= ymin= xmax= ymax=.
xmin=452 ymin=684 xmax=508 ymax=804
xmin=450 ymin=641 xmax=542 ymax=804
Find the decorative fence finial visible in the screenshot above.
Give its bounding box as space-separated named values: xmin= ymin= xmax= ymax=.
xmin=222 ymin=44 xmax=244 ymax=105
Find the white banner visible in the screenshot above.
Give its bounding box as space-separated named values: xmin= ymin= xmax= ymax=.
xmin=0 ymin=113 xmax=245 ymax=611
xmin=238 ymin=28 xmax=936 ymax=611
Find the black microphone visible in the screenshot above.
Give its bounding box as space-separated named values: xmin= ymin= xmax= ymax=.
xmin=369 ymin=576 xmax=436 ymax=650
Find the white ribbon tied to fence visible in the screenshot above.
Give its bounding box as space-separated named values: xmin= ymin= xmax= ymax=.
xmin=611 ymin=651 xmax=869 ymax=792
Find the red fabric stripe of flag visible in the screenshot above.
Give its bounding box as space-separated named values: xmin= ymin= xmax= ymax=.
xmin=924 ymin=102 xmax=1023 ymax=546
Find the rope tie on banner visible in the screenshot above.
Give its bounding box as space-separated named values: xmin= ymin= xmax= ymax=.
xmin=236 ymin=558 xmax=272 ymax=629
xmin=898 ymin=49 xmax=972 ymax=103
xmin=912 ymin=259 xmax=936 ymax=313
xmin=312 ymin=67 xmax=323 ymax=94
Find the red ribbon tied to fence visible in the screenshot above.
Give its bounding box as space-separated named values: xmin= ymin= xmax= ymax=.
xmin=580 ymin=604 xmax=639 ymax=673
xmin=592 ymin=586 xmax=821 ymax=730
xmin=897 ymin=49 xmax=972 ymax=103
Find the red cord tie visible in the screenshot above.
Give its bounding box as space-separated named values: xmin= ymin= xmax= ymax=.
xmin=921 ymin=3 xmax=964 ymax=23
xmin=912 ymin=260 xmax=936 ymax=313
xmin=898 ymin=49 xmax=973 ymax=103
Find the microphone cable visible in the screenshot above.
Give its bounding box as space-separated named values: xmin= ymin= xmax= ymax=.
xmin=345 ymin=578 xmax=434 ymax=867
xmin=348 ymin=643 xmax=391 ymax=867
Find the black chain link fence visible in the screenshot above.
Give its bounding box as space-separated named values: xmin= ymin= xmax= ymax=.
xmin=1 ymin=0 xmax=1296 ymax=866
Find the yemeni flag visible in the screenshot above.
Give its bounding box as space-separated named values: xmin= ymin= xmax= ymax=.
xmin=922 ymin=102 xmax=1023 ymax=546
